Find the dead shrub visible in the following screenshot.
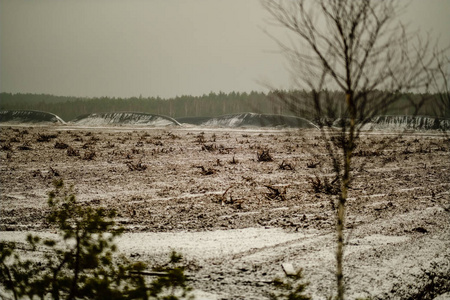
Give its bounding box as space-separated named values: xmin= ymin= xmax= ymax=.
xmin=306 ymin=161 xmax=320 ymax=168
xmin=37 ymin=133 xmax=58 ymax=142
xmin=264 ymin=185 xmax=287 ymax=201
xmin=67 ymin=146 xmax=80 ymax=157
xmin=353 ymin=149 xmax=382 ymax=157
xmin=402 ymin=146 xmax=413 ymax=155
xmin=17 ymin=142 xmax=32 ymax=151
xmin=49 ymin=166 xmax=60 ymax=177
xmin=82 ymin=141 xmax=95 ymax=149
xmin=126 ymin=161 xmax=147 ymax=171
xmin=195 ymin=165 xmax=216 ymax=175
xmin=257 ymin=149 xmax=273 ymax=162
xmin=418 ymin=144 xmax=431 ymax=153
xmin=161 ymin=147 xmax=174 ymax=153
xmin=201 ymin=144 xmax=216 ymax=152
xmin=104 ymin=141 xmax=116 ymax=149
xmin=382 ymin=156 xmax=397 ymax=164
xmin=83 ymin=150 xmax=96 ymax=160
xmin=308 ymin=176 xmax=340 ymax=195
xmin=1 ymin=143 xmax=12 ymax=151
xmin=279 ymin=160 xmax=295 ymax=171
xmin=167 ymin=132 xmax=179 ymax=139
xmin=89 ymin=135 xmax=100 ymax=142
xmin=229 ymin=156 xmax=239 ymax=164
xmin=219 ymin=186 xmax=244 ymax=208
xmin=32 ymin=169 xmax=43 ymax=178
xmin=195 ymin=133 xmax=205 ymax=144
xmin=54 ymin=141 xmax=69 ymax=149
xmin=218 ymin=145 xmax=233 ymax=154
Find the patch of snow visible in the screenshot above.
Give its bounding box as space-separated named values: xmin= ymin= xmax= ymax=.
xmin=72 ymin=112 xmax=179 ymax=126
xmin=202 ymin=113 xmax=317 ymax=128
xmin=364 ymin=115 xmax=450 ymax=131
xmin=0 ymin=110 xmax=66 ymax=124
xmin=116 ymin=227 xmax=305 ymax=262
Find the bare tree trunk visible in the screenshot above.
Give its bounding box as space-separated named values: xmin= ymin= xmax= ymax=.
xmin=262 ymin=1 xmax=445 ymax=298
xmin=68 ymin=231 xmax=81 ymax=300
xmin=336 ymin=193 xmax=346 ymax=300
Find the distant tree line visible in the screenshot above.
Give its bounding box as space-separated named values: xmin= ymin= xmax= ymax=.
xmin=0 ymin=91 xmax=446 ymax=122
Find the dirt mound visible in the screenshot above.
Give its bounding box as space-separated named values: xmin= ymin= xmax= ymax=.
xmin=71 ymin=112 xmax=180 ymax=126
xmin=365 ymin=115 xmax=450 ymax=131
xmin=0 ymin=110 xmax=65 ymax=124
xmin=201 ymin=113 xmax=317 ymax=128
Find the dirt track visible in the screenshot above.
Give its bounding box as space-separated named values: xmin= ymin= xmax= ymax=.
xmin=1 ymin=125 xmax=449 ymax=299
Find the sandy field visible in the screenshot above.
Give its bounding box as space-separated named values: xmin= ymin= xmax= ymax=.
xmin=1 ymin=124 xmax=449 ymax=299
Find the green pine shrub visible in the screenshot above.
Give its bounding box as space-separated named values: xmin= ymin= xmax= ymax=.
xmin=0 ymin=179 xmax=193 ymax=300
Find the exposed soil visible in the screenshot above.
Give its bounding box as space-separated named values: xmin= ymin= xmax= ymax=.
xmin=1 ymin=124 xmax=449 ymax=299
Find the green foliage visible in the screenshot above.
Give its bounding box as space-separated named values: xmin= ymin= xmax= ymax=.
xmin=0 ymin=180 xmax=193 ymax=300
xmin=149 ymin=251 xmax=193 ymax=300
xmin=269 ymin=269 xmax=311 ymax=300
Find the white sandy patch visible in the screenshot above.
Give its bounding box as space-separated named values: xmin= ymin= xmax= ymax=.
xmin=116 ymin=227 xmax=305 ymax=262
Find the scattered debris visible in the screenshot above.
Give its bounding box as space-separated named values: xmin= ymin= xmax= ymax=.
xmin=17 ymin=142 xmax=32 ymax=150
xmin=218 ymin=145 xmax=233 ymax=154
xmin=354 ymin=149 xmax=382 ymax=157
xmin=229 ymin=156 xmax=239 ymax=164
xmin=37 ymin=133 xmax=58 ymax=142
xmin=83 ymin=150 xmax=96 ymax=160
xmin=195 ymin=133 xmax=205 ymax=144
xmin=126 ymin=161 xmax=148 ymax=171
xmin=195 ymin=165 xmax=216 ymax=175
xmin=279 ymin=160 xmax=295 ymax=171
xmin=264 ymin=185 xmax=287 ymax=201
xmin=31 ymin=169 xmax=42 ymax=178
xmin=308 ymin=176 xmax=339 ymax=195
xmin=67 ymin=146 xmax=80 ymax=156
xmin=202 ymin=143 xmax=216 ymax=152
xmin=306 ymin=161 xmax=320 ymax=168
xmin=1 ymin=143 xmax=12 ymax=151
xmin=49 ymin=167 xmax=60 ymax=177
xmin=412 ymin=227 xmax=428 ymax=234
xmin=54 ymin=141 xmax=69 ymax=149
xmin=257 ymin=149 xmax=273 ymax=162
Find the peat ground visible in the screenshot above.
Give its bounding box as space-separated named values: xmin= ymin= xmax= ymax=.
xmin=0 ymin=125 xmax=449 ymax=299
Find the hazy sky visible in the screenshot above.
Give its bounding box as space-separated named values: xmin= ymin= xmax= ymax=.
xmin=1 ymin=0 xmax=449 ymax=99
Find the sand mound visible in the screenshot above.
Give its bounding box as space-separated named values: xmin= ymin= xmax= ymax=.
xmin=365 ymin=115 xmax=450 ymax=131
xmin=71 ymin=112 xmax=180 ymax=126
xmin=201 ymin=113 xmax=317 ymax=128
xmin=0 ymin=110 xmax=65 ymax=124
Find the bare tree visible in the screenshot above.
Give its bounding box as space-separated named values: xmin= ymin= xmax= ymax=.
xmin=262 ymin=0 xmax=447 ymax=299
xmin=428 ymin=50 xmax=450 ymax=118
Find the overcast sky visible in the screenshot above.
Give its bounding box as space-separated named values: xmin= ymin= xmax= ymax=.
xmin=1 ymin=0 xmax=449 ymax=99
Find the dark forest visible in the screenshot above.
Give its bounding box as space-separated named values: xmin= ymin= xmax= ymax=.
xmin=0 ymin=91 xmax=446 ymax=122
